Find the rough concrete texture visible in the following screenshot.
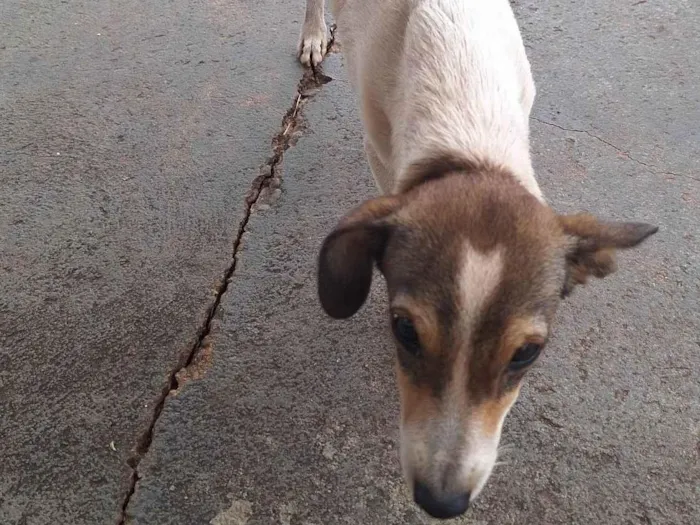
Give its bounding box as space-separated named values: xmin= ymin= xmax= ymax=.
xmin=2 ymin=0 xmax=699 ymax=524
xmin=1 ymin=1 xmax=308 ymax=523
xmin=126 ymin=1 xmax=700 ymax=523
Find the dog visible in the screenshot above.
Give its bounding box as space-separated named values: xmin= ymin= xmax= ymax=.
xmin=299 ymin=0 xmax=657 ymax=519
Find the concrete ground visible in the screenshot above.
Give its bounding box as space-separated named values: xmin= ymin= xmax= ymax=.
xmin=0 ymin=0 xmax=697 ymax=524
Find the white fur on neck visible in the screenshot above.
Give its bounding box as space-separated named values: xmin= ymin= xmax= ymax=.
xmin=391 ymin=0 xmax=542 ymax=200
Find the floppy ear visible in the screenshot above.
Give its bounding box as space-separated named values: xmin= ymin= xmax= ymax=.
xmin=559 ymin=214 xmax=658 ymax=297
xmin=318 ymin=196 xmax=402 ymax=319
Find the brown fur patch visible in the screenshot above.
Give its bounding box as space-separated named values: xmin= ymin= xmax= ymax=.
xmin=400 ymin=151 xmax=495 ymax=193
xmin=391 ymin=298 xmax=441 ymax=358
xmin=473 ymin=387 xmax=521 ymax=438
xmin=396 ymin=361 xmax=441 ymax=428
xmin=498 ymin=317 xmax=547 ymax=365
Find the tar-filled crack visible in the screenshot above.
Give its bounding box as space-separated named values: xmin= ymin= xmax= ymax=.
xmin=531 ymin=116 xmax=699 ymax=182
xmin=115 ymin=28 xmax=336 ymax=525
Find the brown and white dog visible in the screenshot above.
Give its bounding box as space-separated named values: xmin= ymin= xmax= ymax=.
xmin=299 ymin=0 xmax=657 ymax=519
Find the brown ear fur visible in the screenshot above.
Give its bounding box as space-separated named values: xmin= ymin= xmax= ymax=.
xmin=318 ymin=196 xmax=401 ymax=319
xmin=559 ymin=214 xmax=658 ymax=296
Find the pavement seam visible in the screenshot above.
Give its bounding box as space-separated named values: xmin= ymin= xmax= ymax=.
xmin=531 ymin=115 xmax=699 ymax=182
xmin=115 ymin=28 xmax=337 ymax=525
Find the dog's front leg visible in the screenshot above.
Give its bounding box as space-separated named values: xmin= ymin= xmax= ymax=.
xmin=298 ymin=0 xmax=327 ymax=67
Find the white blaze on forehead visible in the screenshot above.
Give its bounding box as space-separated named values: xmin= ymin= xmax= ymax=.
xmin=447 ymin=241 xmax=504 ymax=402
xmin=459 ymin=241 xmax=504 ymax=326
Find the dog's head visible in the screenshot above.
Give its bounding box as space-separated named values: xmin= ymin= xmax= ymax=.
xmin=317 ymin=158 xmax=657 ymax=519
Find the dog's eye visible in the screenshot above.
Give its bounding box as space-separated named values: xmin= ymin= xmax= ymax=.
xmin=392 ymin=315 xmax=422 ymax=356
xmin=508 ymin=342 xmax=542 ymax=371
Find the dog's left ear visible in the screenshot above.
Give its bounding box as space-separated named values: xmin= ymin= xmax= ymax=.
xmin=318 ymin=196 xmax=402 ymax=319
xmin=559 ymin=214 xmax=658 ymax=297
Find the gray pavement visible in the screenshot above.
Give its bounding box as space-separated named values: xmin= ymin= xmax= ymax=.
xmin=1 ymin=0 xmax=698 ymax=524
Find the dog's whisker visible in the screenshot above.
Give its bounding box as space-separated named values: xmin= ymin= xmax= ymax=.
xmin=497 ymin=443 xmax=516 ymax=456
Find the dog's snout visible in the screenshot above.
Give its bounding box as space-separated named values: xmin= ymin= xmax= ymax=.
xmin=413 ymin=481 xmax=470 ymax=520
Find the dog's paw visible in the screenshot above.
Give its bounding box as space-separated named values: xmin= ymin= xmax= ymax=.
xmin=297 ymin=21 xmax=328 ymax=67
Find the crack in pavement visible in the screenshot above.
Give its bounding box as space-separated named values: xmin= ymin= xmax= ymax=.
xmin=115 ymin=29 xmax=336 ymax=525
xmin=531 ymin=116 xmax=699 ymax=182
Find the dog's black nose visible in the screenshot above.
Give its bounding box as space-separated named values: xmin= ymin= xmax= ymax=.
xmin=413 ymin=481 xmax=470 ymax=519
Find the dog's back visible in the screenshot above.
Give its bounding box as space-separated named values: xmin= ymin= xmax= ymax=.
xmin=333 ymin=0 xmax=539 ymax=196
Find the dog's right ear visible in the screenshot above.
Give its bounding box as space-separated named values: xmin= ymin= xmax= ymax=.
xmin=318 ymin=196 xmax=402 ymax=319
xmin=558 ymin=213 xmax=658 ymax=297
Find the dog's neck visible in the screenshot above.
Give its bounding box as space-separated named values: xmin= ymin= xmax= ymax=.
xmin=397 ymin=152 xmax=545 ymax=204
xmin=390 ymin=0 xmax=542 ymax=201
xmin=397 ymin=153 xmax=488 ymax=193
